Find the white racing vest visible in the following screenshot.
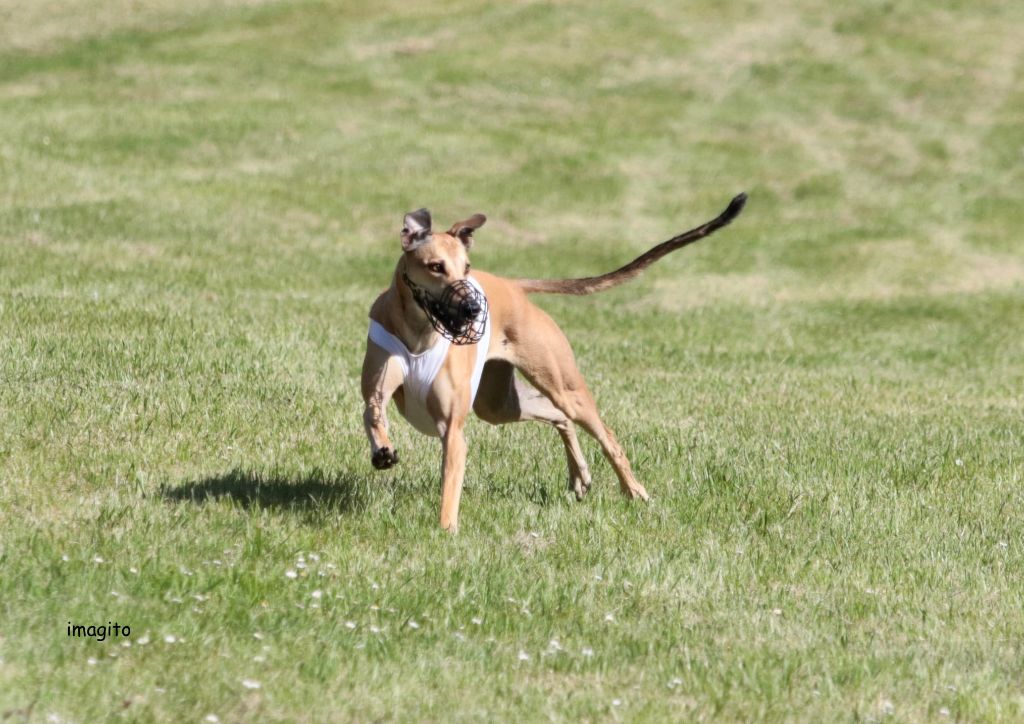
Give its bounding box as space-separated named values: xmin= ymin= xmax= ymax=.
xmin=367 ymin=276 xmax=491 ymax=437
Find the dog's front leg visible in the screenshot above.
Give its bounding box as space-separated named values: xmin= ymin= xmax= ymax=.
xmin=361 ymin=341 xmax=404 ymax=470
xmin=438 ymin=419 xmax=468 ymax=533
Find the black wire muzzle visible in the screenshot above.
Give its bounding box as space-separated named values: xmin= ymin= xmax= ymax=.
xmin=401 ymin=273 xmax=488 ymax=345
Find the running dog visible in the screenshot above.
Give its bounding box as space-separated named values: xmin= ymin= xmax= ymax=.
xmin=362 ymin=193 xmax=747 ymax=531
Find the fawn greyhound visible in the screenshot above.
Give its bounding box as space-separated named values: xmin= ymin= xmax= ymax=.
xmin=361 ymin=193 xmax=747 ymax=531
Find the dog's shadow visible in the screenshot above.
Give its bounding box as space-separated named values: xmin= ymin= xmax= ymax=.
xmin=161 ymin=468 xmax=369 ymax=514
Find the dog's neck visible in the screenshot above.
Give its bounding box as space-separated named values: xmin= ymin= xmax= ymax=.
xmin=384 ymin=261 xmax=442 ymax=354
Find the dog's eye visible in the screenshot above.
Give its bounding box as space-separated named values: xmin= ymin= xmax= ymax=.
xmin=465 ymin=263 xmax=471 ymax=275
xmin=427 ymin=262 xmax=445 ymax=274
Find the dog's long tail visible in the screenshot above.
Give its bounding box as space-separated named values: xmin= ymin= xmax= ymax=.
xmin=515 ymin=193 xmax=747 ymax=296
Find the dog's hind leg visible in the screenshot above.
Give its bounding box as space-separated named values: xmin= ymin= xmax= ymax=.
xmin=569 ymin=405 xmax=649 ymax=501
xmin=511 ymin=312 xmax=650 ymax=501
xmin=361 ymin=341 xmax=405 ymax=470
xmin=474 ymin=360 xmax=592 ymax=499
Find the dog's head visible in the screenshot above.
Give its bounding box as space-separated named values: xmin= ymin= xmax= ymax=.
xmin=399 ymin=208 xmax=488 ymax=343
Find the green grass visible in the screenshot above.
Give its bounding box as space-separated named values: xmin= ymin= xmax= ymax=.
xmin=2 ymin=0 xmax=1023 ymax=720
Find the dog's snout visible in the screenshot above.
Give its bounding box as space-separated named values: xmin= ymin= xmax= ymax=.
xmin=462 ymin=298 xmax=482 ymax=319
xmin=409 ymin=275 xmax=487 ymax=345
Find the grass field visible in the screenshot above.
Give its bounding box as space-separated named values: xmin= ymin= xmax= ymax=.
xmin=2 ymin=0 xmax=1023 ymax=720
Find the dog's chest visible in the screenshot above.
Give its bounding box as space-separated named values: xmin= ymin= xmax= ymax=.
xmin=367 ymin=317 xmax=491 ymax=437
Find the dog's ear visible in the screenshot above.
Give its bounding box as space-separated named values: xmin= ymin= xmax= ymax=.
xmin=401 ymin=208 xmax=432 ymax=251
xmin=447 ymin=214 xmax=486 ymax=250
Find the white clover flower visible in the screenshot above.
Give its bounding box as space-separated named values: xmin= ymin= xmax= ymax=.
xmin=517 ymin=650 xmax=530 ymax=661
xmin=205 ymin=715 xmax=220 ymax=723
xmin=581 ymin=647 xmax=594 ymax=657
xmin=604 ymin=613 xmax=615 ymax=623
xmin=345 ymin=621 xmax=356 ymax=630
xmin=285 ymin=569 xmax=298 ymax=579
xmin=612 ymin=699 xmax=622 ymax=707
xmin=241 ymin=679 xmax=261 ymax=690
xmin=87 ymin=657 xmax=98 ymax=666
xmin=164 ymin=635 xmax=176 ymax=644
xmin=311 ymin=590 xmax=322 ymax=599
xmin=407 ymin=620 xmax=420 ymax=630
xmin=471 ymin=617 xmax=483 ymax=626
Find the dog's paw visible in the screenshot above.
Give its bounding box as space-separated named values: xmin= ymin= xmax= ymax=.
xmin=372 ymin=447 xmax=399 ymax=470
xmin=624 ymin=484 xmax=650 ymax=502
xmin=570 ymin=476 xmax=591 ymax=502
